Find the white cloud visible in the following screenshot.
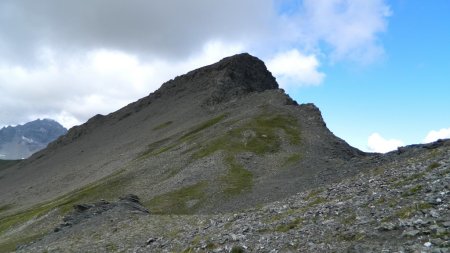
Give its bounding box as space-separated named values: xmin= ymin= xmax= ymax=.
xmin=266 ymin=49 xmax=325 ymax=87
xmin=284 ymin=0 xmax=391 ymax=63
xmin=0 ymin=41 xmax=243 ymax=128
xmin=423 ymin=127 xmax=450 ymax=143
xmin=367 ymin=132 xmax=403 ymax=153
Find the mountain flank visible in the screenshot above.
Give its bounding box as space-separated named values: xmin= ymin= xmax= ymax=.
xmin=0 ymin=53 xmax=365 ymax=216
xmin=0 ymin=53 xmax=448 ymax=252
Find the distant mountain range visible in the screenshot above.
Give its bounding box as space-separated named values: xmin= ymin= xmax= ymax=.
xmin=0 ymin=119 xmax=67 ymax=159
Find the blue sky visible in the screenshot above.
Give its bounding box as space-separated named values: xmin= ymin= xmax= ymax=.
xmin=0 ymin=0 xmax=449 ymax=152
xmin=283 ymin=0 xmax=450 ymax=151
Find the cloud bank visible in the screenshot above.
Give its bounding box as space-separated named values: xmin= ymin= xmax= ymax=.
xmin=367 ymin=133 xmax=403 ymax=153
xmin=423 ymin=127 xmax=450 ymax=143
xmin=0 ymin=41 xmax=243 ymax=127
xmin=0 ymin=0 xmax=273 ymax=64
xmin=0 ymin=0 xmax=391 ymax=128
xmin=367 ymin=126 xmax=450 ymax=154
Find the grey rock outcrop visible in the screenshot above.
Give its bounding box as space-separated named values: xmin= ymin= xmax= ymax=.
xmin=54 ymin=194 xmax=149 ymax=233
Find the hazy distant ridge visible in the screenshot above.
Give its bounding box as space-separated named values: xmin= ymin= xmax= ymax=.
xmin=0 ymin=119 xmax=67 ymax=159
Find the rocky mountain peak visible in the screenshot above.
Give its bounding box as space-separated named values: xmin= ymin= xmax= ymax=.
xmin=187 ymin=53 xmax=277 ymax=90
xmin=203 ymin=52 xmax=278 ymax=91
xmin=148 ymin=53 xmax=278 ymax=106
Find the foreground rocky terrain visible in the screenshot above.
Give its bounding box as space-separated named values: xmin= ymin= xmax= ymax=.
xmin=14 ymin=140 xmax=450 ymax=252
xmin=0 ymin=54 xmax=448 ymax=252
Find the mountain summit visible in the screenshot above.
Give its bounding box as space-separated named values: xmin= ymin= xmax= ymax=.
xmin=141 ymin=52 xmax=278 ymax=106
xmin=178 ymin=53 xmax=279 ymax=105
xmin=1 ymin=54 xmax=447 ymax=252
xmin=165 ymin=53 xmax=278 ymax=97
xmin=1 ymin=53 xmax=363 ymax=214
xmin=1 ymin=53 xmax=364 ymax=214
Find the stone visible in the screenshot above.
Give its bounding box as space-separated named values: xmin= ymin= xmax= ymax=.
xmin=413 ymin=219 xmax=427 ymax=225
xmin=428 ymin=197 xmax=443 ymax=205
xmin=73 ymin=204 xmax=92 ymax=212
xmin=379 ymin=222 xmax=396 ymax=231
xmin=435 ymin=228 xmax=447 ymax=235
xmin=430 ymin=225 xmax=440 ymax=231
xmin=146 ymin=238 xmax=157 ymax=245
xmin=402 ymin=230 xmax=421 ymax=237
xmin=120 ymin=194 xmax=141 ymax=203
xmin=430 ymin=210 xmax=440 ymax=218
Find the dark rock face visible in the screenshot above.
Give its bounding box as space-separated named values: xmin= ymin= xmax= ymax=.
xmin=196 ymin=53 xmax=279 ymax=105
xmin=152 ymin=52 xmax=278 ymax=107
xmin=0 ymin=119 xmax=67 ymax=159
xmin=165 ymin=53 xmax=278 ymax=101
